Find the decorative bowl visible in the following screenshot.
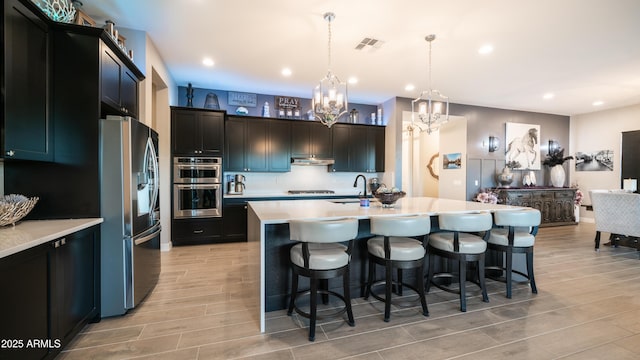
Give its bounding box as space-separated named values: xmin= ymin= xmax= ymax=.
xmin=0 ymin=194 xmax=39 ymax=226
xmin=374 ymin=191 xmax=406 ymax=207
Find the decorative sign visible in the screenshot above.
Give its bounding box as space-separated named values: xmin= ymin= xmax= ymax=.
xmin=275 ymin=96 xmax=300 ymax=110
xmin=228 ymin=92 xmax=257 ymax=107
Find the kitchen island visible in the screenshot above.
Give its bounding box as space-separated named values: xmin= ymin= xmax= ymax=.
xmin=247 ymin=197 xmax=523 ymax=332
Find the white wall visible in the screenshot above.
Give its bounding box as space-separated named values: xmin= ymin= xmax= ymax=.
xmin=570 ymin=103 xmax=640 ymax=222
xmin=134 ymin=32 xmax=177 ymax=251
xmin=438 ymin=117 xmax=468 ymax=200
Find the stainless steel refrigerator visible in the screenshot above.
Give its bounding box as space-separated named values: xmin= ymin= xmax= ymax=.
xmin=100 ymin=115 xmax=161 ymax=317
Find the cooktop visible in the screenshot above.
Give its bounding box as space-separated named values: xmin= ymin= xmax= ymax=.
xmin=287 ymin=190 xmax=336 ymax=194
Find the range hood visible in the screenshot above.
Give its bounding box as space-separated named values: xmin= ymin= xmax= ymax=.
xmin=291 ymin=157 xmax=335 ymax=166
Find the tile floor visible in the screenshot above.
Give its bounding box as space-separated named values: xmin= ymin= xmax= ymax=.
xmin=59 ymin=222 xmax=640 ymax=359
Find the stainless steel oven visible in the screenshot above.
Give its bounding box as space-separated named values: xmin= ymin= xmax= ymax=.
xmin=173 ymin=183 xmax=222 ymax=218
xmin=173 ymin=157 xmax=222 ymax=184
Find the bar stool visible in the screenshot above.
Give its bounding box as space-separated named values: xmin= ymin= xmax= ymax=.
xmin=287 ymin=218 xmax=358 ymax=341
xmin=426 ymin=212 xmax=492 ymax=312
xmin=364 ymin=215 xmax=430 ymax=322
xmin=486 ymin=209 xmax=541 ymax=298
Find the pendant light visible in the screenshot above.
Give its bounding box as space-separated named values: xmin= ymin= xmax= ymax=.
xmin=312 ymin=12 xmax=348 ymax=128
xmin=411 ymin=34 xmax=450 ymax=134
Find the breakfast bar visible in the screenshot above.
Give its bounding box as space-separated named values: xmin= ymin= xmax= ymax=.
xmin=247 ymin=196 xmax=523 ymax=332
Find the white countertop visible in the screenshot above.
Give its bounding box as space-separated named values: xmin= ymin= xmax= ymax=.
xmin=0 ymin=218 xmax=103 ymax=259
xmin=224 ymin=190 xmax=362 ymax=199
xmin=248 ymin=196 xmax=523 ymax=224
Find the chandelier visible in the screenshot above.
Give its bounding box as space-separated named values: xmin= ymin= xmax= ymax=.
xmin=312 ymin=12 xmax=348 ymax=128
xmin=411 ymin=34 xmax=449 ymax=134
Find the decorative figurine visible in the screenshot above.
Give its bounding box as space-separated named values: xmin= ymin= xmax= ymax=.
xmin=186 ymin=83 xmax=194 ymax=107
xmin=262 ymin=102 xmax=270 ymax=117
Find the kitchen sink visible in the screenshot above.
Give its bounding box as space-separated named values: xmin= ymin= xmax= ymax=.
xmin=328 ymin=198 xmax=378 ymax=204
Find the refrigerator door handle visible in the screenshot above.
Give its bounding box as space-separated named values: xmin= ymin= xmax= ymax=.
xmin=134 ymin=225 xmax=162 ymax=246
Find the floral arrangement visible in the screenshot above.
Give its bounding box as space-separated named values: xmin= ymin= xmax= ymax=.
xmin=542 ymin=148 xmax=574 ymax=166
xmin=575 ymin=189 xmax=583 ymax=205
xmin=474 ymin=189 xmax=500 ymax=204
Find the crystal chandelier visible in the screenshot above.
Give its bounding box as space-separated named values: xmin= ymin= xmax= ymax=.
xmin=411 ymin=34 xmax=449 ymax=134
xmin=312 ymin=12 xmax=348 ymax=128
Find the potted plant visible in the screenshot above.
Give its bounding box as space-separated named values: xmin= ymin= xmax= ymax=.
xmin=542 ymin=148 xmax=573 ymax=187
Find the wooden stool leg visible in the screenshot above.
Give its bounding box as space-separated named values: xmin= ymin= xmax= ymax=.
xmin=364 ymin=257 xmax=375 ymax=300
xmin=396 ymin=269 xmax=403 ymax=296
xmin=459 ymin=260 xmax=467 ymax=312
xmin=425 ymin=253 xmax=434 ymax=292
xmin=478 ymin=255 xmax=489 ymax=303
xmin=416 ymin=264 xmax=429 ymax=316
xmin=384 ymin=260 xmax=392 ymax=322
xmin=309 ymin=277 xmax=317 ymax=341
xmin=505 ymin=248 xmax=513 ymax=299
xmin=343 ymin=267 xmax=355 ymax=326
xmin=526 ymin=251 xmax=537 ymax=294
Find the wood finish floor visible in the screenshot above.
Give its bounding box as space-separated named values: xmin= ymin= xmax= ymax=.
xmin=59 ymin=222 xmax=640 ymax=359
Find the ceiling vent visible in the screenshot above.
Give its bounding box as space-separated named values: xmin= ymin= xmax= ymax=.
xmin=355 ymin=37 xmax=384 ymax=51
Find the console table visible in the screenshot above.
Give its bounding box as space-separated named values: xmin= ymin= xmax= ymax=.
xmin=494 ymin=187 xmax=577 ymax=226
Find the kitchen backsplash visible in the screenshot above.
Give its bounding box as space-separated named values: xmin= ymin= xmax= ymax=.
xmin=223 ymin=166 xmax=383 ymax=196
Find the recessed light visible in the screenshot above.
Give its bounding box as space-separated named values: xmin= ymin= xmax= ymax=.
xmin=478 ymin=44 xmax=493 ymax=55
xmin=348 ymin=77 xmax=358 ymax=85
xmin=281 ymin=68 xmax=292 ymax=76
xmin=543 ymin=93 xmax=554 ymax=100
xmin=592 ymin=100 xmax=604 ymax=106
xmin=202 ymin=57 xmax=214 ymax=67
xmin=405 ymin=84 xmax=415 ymax=91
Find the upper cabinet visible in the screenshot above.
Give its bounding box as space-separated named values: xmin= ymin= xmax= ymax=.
xmin=291 ymin=121 xmax=332 ymax=159
xmin=2 ymin=0 xmax=52 ymax=161
xmin=171 ymin=107 xmax=225 ymax=156
xmin=101 ymin=44 xmax=138 ymax=118
xmin=331 ymin=124 xmax=385 ymax=173
xmin=225 ymin=116 xmax=291 ymax=172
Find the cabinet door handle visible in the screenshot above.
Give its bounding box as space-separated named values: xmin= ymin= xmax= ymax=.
xmin=60 ymin=238 xmax=66 ymax=246
xmin=6 ymin=150 xmax=15 ymax=157
xmin=53 ymin=240 xmax=60 ymax=248
xmin=193 ymin=230 xmax=204 ymax=234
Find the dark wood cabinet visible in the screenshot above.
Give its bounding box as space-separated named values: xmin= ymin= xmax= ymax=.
xmin=2 ymin=0 xmax=52 ymax=161
xmin=225 ymin=116 xmax=268 ymax=172
xmin=101 ymin=44 xmax=138 ymax=117
xmin=171 ymin=107 xmax=224 ymax=156
xmin=495 ymin=188 xmax=576 ymax=226
xmin=225 ymin=116 xmax=290 ymax=172
xmin=267 ymin=119 xmax=291 ymax=172
xmin=0 ymin=225 xmax=100 ymax=360
xmin=223 ymin=199 xmax=248 ymax=242
xmin=331 ymin=124 xmax=385 ymax=173
xmin=51 ymin=226 xmax=100 ymax=343
xmin=0 ymin=242 xmax=51 ymax=360
xmin=172 ymin=218 xmax=223 ymax=245
xmin=291 ymin=121 xmax=332 ymax=159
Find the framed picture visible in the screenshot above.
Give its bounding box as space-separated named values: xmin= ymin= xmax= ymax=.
xmin=505 ymin=122 xmax=541 ymax=170
xmin=74 ymin=9 xmax=96 ymax=27
xmin=228 ymin=92 xmax=257 ymax=107
xmin=575 ymin=150 xmax=614 ymax=171
xmin=442 ymin=153 xmax=462 ymax=169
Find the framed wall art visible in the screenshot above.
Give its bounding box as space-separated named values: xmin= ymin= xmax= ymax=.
xmin=228 ymin=92 xmax=257 ymax=107
xmin=575 ymin=150 xmax=614 ymax=171
xmin=505 ymin=122 xmax=541 ymax=170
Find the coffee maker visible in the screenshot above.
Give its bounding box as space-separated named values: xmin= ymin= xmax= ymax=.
xmin=234 ymin=174 xmax=246 ymax=194
xmin=227 ymin=174 xmax=245 ymax=194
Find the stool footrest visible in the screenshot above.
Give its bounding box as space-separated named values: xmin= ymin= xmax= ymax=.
xmin=367 ymin=280 xmax=425 ymax=308
xmin=291 ymin=289 xmax=349 ymax=321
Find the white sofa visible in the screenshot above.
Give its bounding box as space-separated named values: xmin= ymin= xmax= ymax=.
xmin=589 ymin=190 xmax=640 ymax=250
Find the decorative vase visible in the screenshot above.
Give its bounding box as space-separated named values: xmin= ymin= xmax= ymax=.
xmin=529 ymin=171 xmax=537 ymax=186
xmin=496 ymin=166 xmax=514 ymax=187
xmin=550 ymin=165 xmax=565 ymax=187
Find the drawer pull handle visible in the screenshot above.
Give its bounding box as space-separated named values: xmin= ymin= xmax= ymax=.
xmin=193 ymin=230 xmax=204 ymax=234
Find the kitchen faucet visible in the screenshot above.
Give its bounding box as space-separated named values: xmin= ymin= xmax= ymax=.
xmin=353 ymin=174 xmax=367 ymax=197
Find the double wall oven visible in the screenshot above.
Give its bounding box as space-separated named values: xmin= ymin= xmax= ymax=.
xmin=173 ymin=157 xmax=222 ymax=218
